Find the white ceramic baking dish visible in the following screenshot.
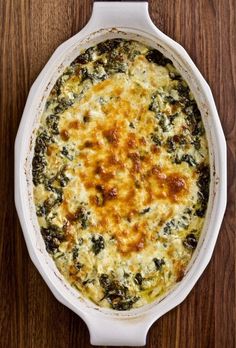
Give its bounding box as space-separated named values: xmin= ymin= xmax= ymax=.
xmin=15 ymin=1 xmax=227 ymax=346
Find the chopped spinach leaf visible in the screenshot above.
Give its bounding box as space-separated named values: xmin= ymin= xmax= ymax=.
xmin=174 ymin=154 xmax=197 ymax=167
xmin=75 ymin=262 xmax=83 ymax=271
xmin=196 ymin=164 xmax=210 ymax=217
xmin=159 ymin=114 xmax=170 ymax=132
xmin=72 ymin=246 xmax=79 ymax=260
xmin=72 ymin=47 xmax=94 ymax=65
xmin=183 ymin=233 xmax=198 ymax=249
xmin=146 ymin=49 xmax=172 ymax=66
xmin=32 ymin=154 xmax=47 ymax=185
xmin=163 ymin=219 xmax=176 ymax=234
xmin=153 ymin=258 xmax=165 ymax=270
xmin=169 ymin=71 xmax=182 ymax=80
xmin=54 ymin=98 xmax=73 ymax=114
xmin=61 ymin=146 xmax=73 ymax=160
xmin=192 ymin=137 xmax=201 ymax=150
xmin=46 ymin=114 xmax=59 ymax=135
xmin=140 ymin=207 xmax=151 ymax=214
xmin=41 ymin=225 xmax=64 ymax=254
xmin=91 ymin=235 xmax=105 ymax=255
xmin=134 ymin=273 xmax=143 ymax=286
xmin=166 ymin=137 xmax=176 ymax=153
xmin=99 ymin=273 xmax=139 ymax=310
xmin=97 ymin=39 xmax=122 ymax=54
xmin=151 ymin=133 xmax=162 ymax=146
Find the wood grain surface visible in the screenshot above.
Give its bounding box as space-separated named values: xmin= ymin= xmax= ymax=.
xmin=0 ymin=0 xmax=235 ymax=347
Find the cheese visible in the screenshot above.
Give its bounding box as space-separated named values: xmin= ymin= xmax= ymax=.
xmin=32 ymin=39 xmax=210 ymax=310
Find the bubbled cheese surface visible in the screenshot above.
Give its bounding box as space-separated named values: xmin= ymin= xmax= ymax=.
xmin=32 ymin=39 xmax=210 ymax=310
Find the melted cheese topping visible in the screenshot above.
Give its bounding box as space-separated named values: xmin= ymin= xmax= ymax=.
xmin=32 ymin=39 xmax=210 ymax=310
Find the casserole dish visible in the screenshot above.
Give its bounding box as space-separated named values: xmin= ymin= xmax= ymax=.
xmin=15 ymin=1 xmax=227 ymax=346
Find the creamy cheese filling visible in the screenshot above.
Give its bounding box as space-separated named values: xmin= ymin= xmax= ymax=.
xmin=32 ymin=39 xmax=210 ymax=310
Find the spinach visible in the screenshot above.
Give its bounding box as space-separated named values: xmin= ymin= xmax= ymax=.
xmin=192 ymin=137 xmax=201 ymax=150
xmin=145 ymin=49 xmax=172 ymax=66
xmin=44 ymin=166 xmax=70 ymax=190
xmin=67 ymin=206 xmax=90 ymax=229
xmin=57 ymin=171 xmax=70 ymax=187
xmin=184 ymin=101 xmax=205 ymax=136
xmin=36 ymin=168 xmax=66 ymax=216
xmin=54 ymin=98 xmax=73 ymax=114
xmin=183 ymin=233 xmax=198 ymax=249
xmin=149 ymin=94 xmax=160 ymax=113
xmin=32 ymin=131 xmax=53 ymax=185
xmin=32 ymin=154 xmax=47 ymax=185
xmin=159 ymin=114 xmax=170 ymax=132
xmin=34 ymin=131 xmax=52 ymax=156
xmin=178 ymin=214 xmax=190 ymax=229
xmin=78 ymin=238 xmax=84 ymax=245
xmin=41 ymin=225 xmax=64 ymax=254
xmin=169 ymin=113 xmax=179 ymax=125
xmin=174 ymin=154 xmax=197 ymax=167
xmin=43 ymin=175 xmax=63 ymax=206
xmin=82 ymin=278 xmax=95 ymax=286
xmin=99 ymin=274 xmax=139 ymax=310
xmin=153 ymin=258 xmax=165 ymax=270
xmin=163 ymin=219 xmax=176 ymax=235
xmin=91 ymin=235 xmax=105 ymax=255
xmin=128 ymin=49 xmax=141 ymax=61
xmin=80 ymin=67 xmax=90 ymax=82
xmin=182 ymin=154 xmax=197 ymax=166
xmin=36 ymin=199 xmax=52 ymax=217
xmin=184 ymin=102 xmax=201 ymax=122
xmin=104 ymin=49 xmax=128 ymax=74
xmin=169 ymin=71 xmax=182 ymax=80
xmin=49 ymin=187 xmax=63 ymax=205
xmin=79 ymin=64 xmax=107 ymax=82
xmin=105 ymin=60 xmax=127 ymax=74
xmin=196 ymin=164 xmax=210 ymax=217
xmin=165 ymin=95 xmax=178 ymax=105
xmin=75 ymin=262 xmax=83 ymax=271
xmin=134 ymin=273 xmax=143 ymax=286
xmin=72 ymin=47 xmax=94 ymax=65
xmin=52 ymin=76 xmax=63 ymax=97
xmin=72 ymin=246 xmax=79 ymax=260
xmin=92 ymin=60 xmax=108 ymax=80
xmin=79 ymin=207 xmax=89 ymax=229
xmin=177 ymin=82 xmax=190 ymax=102
xmin=61 ymin=146 xmax=73 ymax=160
xmin=46 ymin=114 xmax=59 ymax=135
xmin=166 ymin=137 xmax=176 ymax=153
xmin=51 ymin=70 xmax=73 ymax=98
xmin=140 ymin=207 xmax=151 ymax=214
xmin=99 ymin=273 xmax=110 ymax=288
xmin=151 ymin=133 xmax=162 ymax=146
xmin=97 ymin=39 xmax=122 ymax=55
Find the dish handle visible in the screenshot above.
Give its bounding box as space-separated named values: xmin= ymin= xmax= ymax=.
xmin=84 ymin=313 xmax=153 ymax=346
xmin=83 ymin=0 xmax=157 ymax=34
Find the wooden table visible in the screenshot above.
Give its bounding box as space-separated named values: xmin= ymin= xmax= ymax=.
xmin=0 ymin=1 xmax=235 ymax=347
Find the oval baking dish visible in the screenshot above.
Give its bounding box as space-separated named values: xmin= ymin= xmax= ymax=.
xmin=15 ymin=1 xmax=227 ymax=346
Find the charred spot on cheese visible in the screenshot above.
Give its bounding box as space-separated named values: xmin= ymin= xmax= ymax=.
xmin=33 ymin=39 xmax=210 ymax=310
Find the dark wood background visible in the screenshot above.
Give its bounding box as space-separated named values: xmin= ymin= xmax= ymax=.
xmin=0 ymin=0 xmax=235 ymax=347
